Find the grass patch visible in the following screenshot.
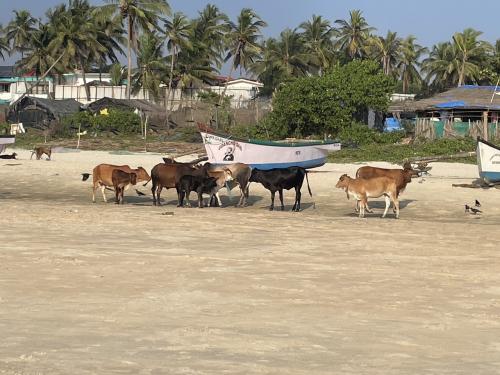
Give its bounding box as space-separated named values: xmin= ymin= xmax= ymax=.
xmin=328 ymin=137 xmax=477 ymax=164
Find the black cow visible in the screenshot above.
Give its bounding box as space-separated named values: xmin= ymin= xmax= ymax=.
xmin=249 ymin=167 xmax=312 ymax=211
xmin=177 ymin=175 xmax=218 ymax=208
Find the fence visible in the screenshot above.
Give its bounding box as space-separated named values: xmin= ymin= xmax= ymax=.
xmin=415 ymin=118 xmax=500 ymax=140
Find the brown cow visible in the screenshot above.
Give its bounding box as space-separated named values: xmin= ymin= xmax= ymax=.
xmin=112 ymin=170 xmax=137 ymax=204
xmin=355 ymin=164 xmax=418 ymax=213
xmin=335 ymin=174 xmax=400 ymax=218
xmin=90 ymin=164 xmax=150 ymax=203
xmin=149 ymin=163 xmax=211 ymax=206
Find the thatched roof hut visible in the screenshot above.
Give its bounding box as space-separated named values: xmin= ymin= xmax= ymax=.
xmin=389 ymin=86 xmax=500 ymax=115
xmin=7 ymin=96 xmax=81 ymax=129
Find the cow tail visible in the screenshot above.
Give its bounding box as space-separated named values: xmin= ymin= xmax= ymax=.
xmin=143 ymin=178 xmax=151 ymax=187
xmin=305 ymin=170 xmax=312 ymax=197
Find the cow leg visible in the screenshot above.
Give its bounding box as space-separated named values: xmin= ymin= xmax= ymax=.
xmin=156 ymin=186 xmax=163 ymax=206
xmin=392 ymin=194 xmax=400 ymax=219
xmin=279 ymin=189 xmax=285 ymax=211
xmin=294 ymin=188 xmax=302 ymax=212
xmin=354 ymin=200 xmax=359 ymax=213
xmin=185 ymin=191 xmax=192 ymax=207
xmin=92 ymin=183 xmax=98 ymax=203
xmin=215 ymin=192 xmax=223 ymax=207
xmin=100 ymin=185 xmax=108 ymax=203
xmin=197 ymin=191 xmax=203 ymax=208
xmin=359 ymin=198 xmax=367 ymax=218
xmin=114 ymin=187 xmax=120 ymax=204
xmin=382 ymin=195 xmax=391 ymax=218
xmin=269 ymin=190 xmax=275 ymax=211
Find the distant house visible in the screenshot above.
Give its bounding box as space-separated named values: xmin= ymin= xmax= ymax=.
xmin=209 ymin=77 xmax=264 ymax=108
xmin=7 ymin=96 xmax=81 ymax=130
xmin=0 ymin=66 xmax=53 ymax=104
xmin=389 ymin=85 xmax=500 ymax=139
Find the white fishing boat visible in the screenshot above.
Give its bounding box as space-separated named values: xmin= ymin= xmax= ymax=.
xmin=0 ymin=135 xmax=15 ymax=154
xmin=477 ymin=137 xmax=500 ymax=183
xmin=199 ymin=124 xmax=341 ymax=169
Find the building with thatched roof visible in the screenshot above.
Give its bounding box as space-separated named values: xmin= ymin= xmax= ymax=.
xmin=389 ymin=86 xmax=500 ymax=139
xmin=7 ymin=96 xmax=81 ymax=129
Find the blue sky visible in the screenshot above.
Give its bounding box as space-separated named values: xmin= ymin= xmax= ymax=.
xmin=1 ymin=0 xmax=499 ymax=66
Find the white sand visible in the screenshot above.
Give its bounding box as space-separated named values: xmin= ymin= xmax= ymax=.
xmin=1 ymin=148 xmax=500 ymax=374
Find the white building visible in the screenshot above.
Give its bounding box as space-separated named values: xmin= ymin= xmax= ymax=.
xmin=210 ymin=78 xmax=264 ymax=108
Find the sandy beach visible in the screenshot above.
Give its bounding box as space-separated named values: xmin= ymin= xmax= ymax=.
xmin=1 ymin=148 xmax=500 ymax=374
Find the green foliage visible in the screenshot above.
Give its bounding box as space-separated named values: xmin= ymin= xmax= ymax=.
xmin=338 ymin=122 xmax=405 ymax=145
xmin=62 ymin=109 xmax=142 ymax=135
xmin=165 ymin=126 xmax=202 ymax=143
xmin=329 ymin=137 xmax=477 ymax=163
xmin=268 ymin=60 xmax=395 ymax=138
xmin=228 ymin=122 xmax=273 ymax=140
xmin=0 ymin=123 xmax=10 ymax=135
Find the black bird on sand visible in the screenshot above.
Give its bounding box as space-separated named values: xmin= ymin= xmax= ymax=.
xmin=135 ymin=189 xmax=146 ymax=196
xmin=465 ymin=204 xmax=482 ymax=214
xmin=81 ymin=173 xmax=90 ymax=181
xmin=475 ymin=199 xmax=481 ymax=207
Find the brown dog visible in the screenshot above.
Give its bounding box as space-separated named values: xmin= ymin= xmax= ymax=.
xmin=31 ymin=146 xmax=52 ymax=160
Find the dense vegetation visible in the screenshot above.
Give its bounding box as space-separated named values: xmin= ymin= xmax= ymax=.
xmin=0 ymin=1 xmax=498 ymax=103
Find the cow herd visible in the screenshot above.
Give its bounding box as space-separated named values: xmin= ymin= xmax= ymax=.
xmin=83 ymin=158 xmax=420 ymax=218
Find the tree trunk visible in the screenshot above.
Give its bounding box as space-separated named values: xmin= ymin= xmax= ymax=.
xmin=458 ymin=55 xmax=466 ymax=87
xmin=219 ymin=41 xmax=241 ymax=107
xmin=79 ymin=56 xmax=91 ymax=102
xmin=165 ymin=44 xmax=176 ymax=128
xmin=127 ymin=14 xmax=133 ymax=100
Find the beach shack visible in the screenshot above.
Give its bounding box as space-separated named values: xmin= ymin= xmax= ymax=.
xmin=389 ymin=85 xmax=500 ymax=140
xmin=7 ymin=96 xmax=81 ymax=130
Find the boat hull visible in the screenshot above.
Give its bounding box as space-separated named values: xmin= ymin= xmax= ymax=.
xmin=477 ymin=138 xmax=500 ymax=183
xmin=0 ymin=135 xmax=15 ymax=154
xmin=200 ymin=131 xmax=341 ymax=170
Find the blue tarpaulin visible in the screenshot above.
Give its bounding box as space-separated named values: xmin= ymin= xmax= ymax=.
xmin=435 ymin=101 xmax=466 ymax=108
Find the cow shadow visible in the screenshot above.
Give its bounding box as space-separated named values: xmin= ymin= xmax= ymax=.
xmin=343 ymin=199 xmax=415 ymax=218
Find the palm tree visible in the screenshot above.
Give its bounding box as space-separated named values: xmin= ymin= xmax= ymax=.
xmin=164 ymin=12 xmax=192 ymax=122
xmin=5 ymin=10 xmax=37 ymax=63
xmin=0 ymin=26 xmax=9 ymax=60
xmin=422 ymin=42 xmax=460 ymax=90
xmin=397 ymin=35 xmax=427 ymax=94
xmin=16 ymin=21 xmax=58 ymax=79
xmin=367 ymin=30 xmax=401 ymax=76
xmin=48 ymin=0 xmax=106 ymax=101
xmin=251 ymin=30 xmax=310 ymax=95
xmin=334 ymin=9 xmax=374 ymax=60
xmin=102 ymin=0 xmax=170 ymax=99
xmin=452 ymin=28 xmax=492 ymax=86
xmin=221 ymin=8 xmax=267 ymax=103
xmin=109 ymin=63 xmax=125 ymax=86
xmin=91 ymin=11 xmax=125 ymax=79
xmin=192 ymin=4 xmax=229 ymax=70
xmin=132 ymin=32 xmax=164 ymax=102
xmin=299 ymin=15 xmax=335 ymax=74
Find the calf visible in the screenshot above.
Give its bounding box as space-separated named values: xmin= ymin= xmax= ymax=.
xmin=207 ymin=169 xmax=233 ymax=207
xmin=208 ymin=163 xmax=252 ymax=207
xmin=249 ymin=167 xmax=312 ymax=211
xmin=112 ymin=169 xmax=137 ymax=204
xmin=355 ymin=165 xmax=417 ymax=213
xmin=177 ymin=175 xmax=218 ymax=208
xmin=335 ymin=174 xmax=399 ymax=218
xmin=0 ymin=152 xmax=17 ymax=159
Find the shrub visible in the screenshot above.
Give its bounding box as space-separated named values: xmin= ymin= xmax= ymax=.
xmin=62 ymin=109 xmax=142 ymax=135
xmin=338 ymin=122 xmax=405 ymax=146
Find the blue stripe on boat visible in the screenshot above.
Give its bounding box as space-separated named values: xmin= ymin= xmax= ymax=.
xmin=480 ymin=171 xmax=500 ymax=183
xmin=214 ymin=157 xmax=327 ymax=170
